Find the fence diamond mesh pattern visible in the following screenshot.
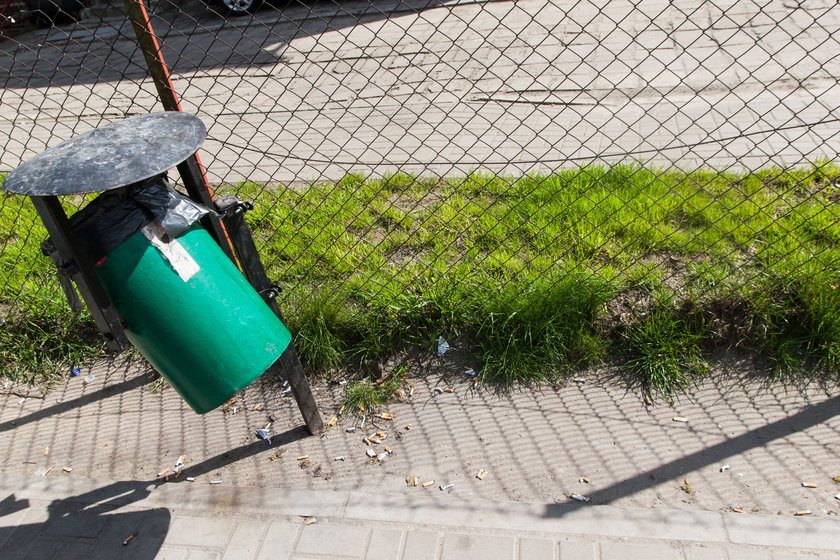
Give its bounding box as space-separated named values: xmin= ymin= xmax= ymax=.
xmin=1 ymin=0 xmax=838 ymax=372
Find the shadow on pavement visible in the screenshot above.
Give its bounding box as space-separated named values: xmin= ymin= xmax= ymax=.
xmin=0 ymin=480 xmax=170 ymax=558
xmin=542 ymin=393 xmax=840 ymax=517
xmin=0 ymin=0 xmax=450 ymax=88
xmin=0 ymin=371 xmax=157 ymax=434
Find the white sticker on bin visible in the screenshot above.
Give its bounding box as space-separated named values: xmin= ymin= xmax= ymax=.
xmin=141 ymin=222 xmax=200 ymax=282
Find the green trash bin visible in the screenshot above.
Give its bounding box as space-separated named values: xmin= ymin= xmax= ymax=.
xmin=66 ymin=176 xmax=291 ymax=414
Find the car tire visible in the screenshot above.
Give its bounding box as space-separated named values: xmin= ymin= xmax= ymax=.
xmin=216 ymin=0 xmax=263 ymax=16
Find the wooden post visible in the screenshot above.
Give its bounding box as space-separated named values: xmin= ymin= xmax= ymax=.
xmin=31 ymin=196 xmax=129 ymax=352
xmin=216 ymin=197 xmax=325 ymax=435
xmin=122 ymin=0 xmax=236 ymax=264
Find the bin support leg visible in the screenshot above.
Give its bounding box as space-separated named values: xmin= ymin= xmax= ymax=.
xmin=216 ymin=198 xmax=324 ymax=435
xmin=31 ymin=196 xmax=130 ymax=352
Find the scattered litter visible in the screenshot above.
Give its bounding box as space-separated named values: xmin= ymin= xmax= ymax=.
xmin=251 ymin=404 xmax=264 ymax=411
xmin=186 ymin=477 xmax=195 ymax=482
xmin=437 ymin=336 xmax=449 ymax=356
xmin=720 ymin=465 xmax=730 ymax=472
xmin=404 ymin=425 xmax=413 ymax=431
xmin=83 ymin=374 xmax=95 ymax=384
xmin=366 ymin=449 xmax=377 ymax=458
xmin=303 ymin=516 xmax=317 ymax=525
xmin=210 ymin=480 xmax=222 ymax=485
xmin=71 ymin=367 xmax=81 ymax=377
xmin=579 ymin=477 xmax=590 ymax=484
xmin=573 ymin=377 xmax=586 ymax=383
xmin=62 ymin=466 xmax=72 ymax=473
xmin=730 ymin=507 xmax=744 ymax=513
xmin=794 ymin=510 xmax=812 ymax=516
xmin=122 ymin=535 xmax=134 ymax=546
xmin=334 ymin=456 xmax=345 ymax=461
xmin=297 ymin=455 xmax=309 ymax=461
xmin=433 ymin=387 xmax=443 ymax=394
xmin=476 ymin=470 xmax=487 ymax=480
xmin=257 ymin=429 xmax=271 ymax=444
xmin=421 ymin=480 xmax=435 ymax=488
xmin=406 ymin=476 xmax=420 ymax=487
xmin=376 ymin=452 xmax=388 ymax=462
xmin=346 ymin=427 xmax=357 ymax=433
xmin=569 ymin=494 xmax=590 ymax=503
xmin=373 ymin=413 xmax=393 ymax=420
xmin=464 ymin=367 xmax=476 ymax=376
xmin=439 ymin=483 xmax=454 ymax=491
xmin=672 ymin=417 xmax=689 ymax=423
xmin=43 ymin=447 xmax=49 ymax=456
xmin=801 ymin=482 xmax=818 ymax=488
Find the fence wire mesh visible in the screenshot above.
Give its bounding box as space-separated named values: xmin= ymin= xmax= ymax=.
xmin=1 ymin=0 xmax=838 ymax=376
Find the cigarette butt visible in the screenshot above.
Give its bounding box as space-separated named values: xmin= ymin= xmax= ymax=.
xmin=186 ymin=477 xmax=195 ymax=482
xmin=384 ymin=447 xmax=392 ymax=454
xmin=366 ymin=449 xmax=377 ymax=458
xmin=406 ymin=476 xmax=419 ymax=487
xmin=375 ymin=431 xmax=385 ymax=436
xmin=251 ymin=404 xmax=263 ymax=411
xmin=62 ymin=466 xmax=72 ymax=473
xmin=346 ymin=427 xmax=357 ymax=433
xmin=801 ymin=482 xmax=817 ymax=488
xmin=175 ymin=472 xmax=182 ymax=479
xmin=443 ymin=387 xmax=454 ymax=393
xmin=476 ymin=469 xmax=487 ymax=480
xmin=421 ymin=480 xmax=435 ymax=487
xmin=643 ymin=395 xmax=653 ymax=406
xmin=297 ymin=455 xmax=309 ymax=461
xmin=730 ymin=507 xmax=744 ymax=513
xmin=439 ymin=483 xmax=454 ymax=491
xmin=158 ymin=469 xmax=170 ymax=477
xmin=672 ymin=417 xmax=688 ymax=423
xmin=570 ymin=494 xmax=590 ymax=503
xmin=334 ymin=456 xmax=345 ymax=461
xmin=42 ymin=468 xmax=52 ymax=476
xmin=794 ymin=510 xmax=812 ymax=516
xmin=303 ymin=516 xmax=317 ymax=525
xmin=176 ymin=455 xmax=186 ymax=466
xmin=210 ymin=480 xmax=222 ymax=485
xmin=165 ymin=476 xmax=169 ymax=482
xmin=43 ymin=447 xmax=49 ymax=456
xmin=404 ymin=425 xmax=412 ymax=430
xmin=123 ymin=535 xmax=134 ymax=545
xmin=579 ymin=477 xmax=590 ymax=483
xmin=327 ymin=416 xmax=337 ymax=427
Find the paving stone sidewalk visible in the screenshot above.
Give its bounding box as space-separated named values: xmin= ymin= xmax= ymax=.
xmin=2 ymin=472 xmax=840 ymax=559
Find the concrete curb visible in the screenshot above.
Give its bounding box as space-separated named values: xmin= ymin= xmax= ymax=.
xmin=3 ymin=473 xmax=839 ymax=551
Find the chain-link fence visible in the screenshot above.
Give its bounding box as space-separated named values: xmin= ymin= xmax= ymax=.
xmin=1 ymin=0 xmax=839 ymax=378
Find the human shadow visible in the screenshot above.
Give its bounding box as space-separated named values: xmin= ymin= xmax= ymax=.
xmin=0 ymin=480 xmax=170 ymax=559
xmin=0 ymin=0 xmax=451 ymax=88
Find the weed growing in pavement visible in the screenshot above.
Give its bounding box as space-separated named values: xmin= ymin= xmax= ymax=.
xmin=1 ymin=165 xmax=838 ymax=400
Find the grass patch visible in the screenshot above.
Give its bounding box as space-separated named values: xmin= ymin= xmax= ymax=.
xmin=1 ymin=164 xmax=838 ymax=399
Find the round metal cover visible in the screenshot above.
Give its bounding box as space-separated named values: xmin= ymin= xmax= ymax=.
xmin=1 ymin=112 xmax=206 ymax=196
